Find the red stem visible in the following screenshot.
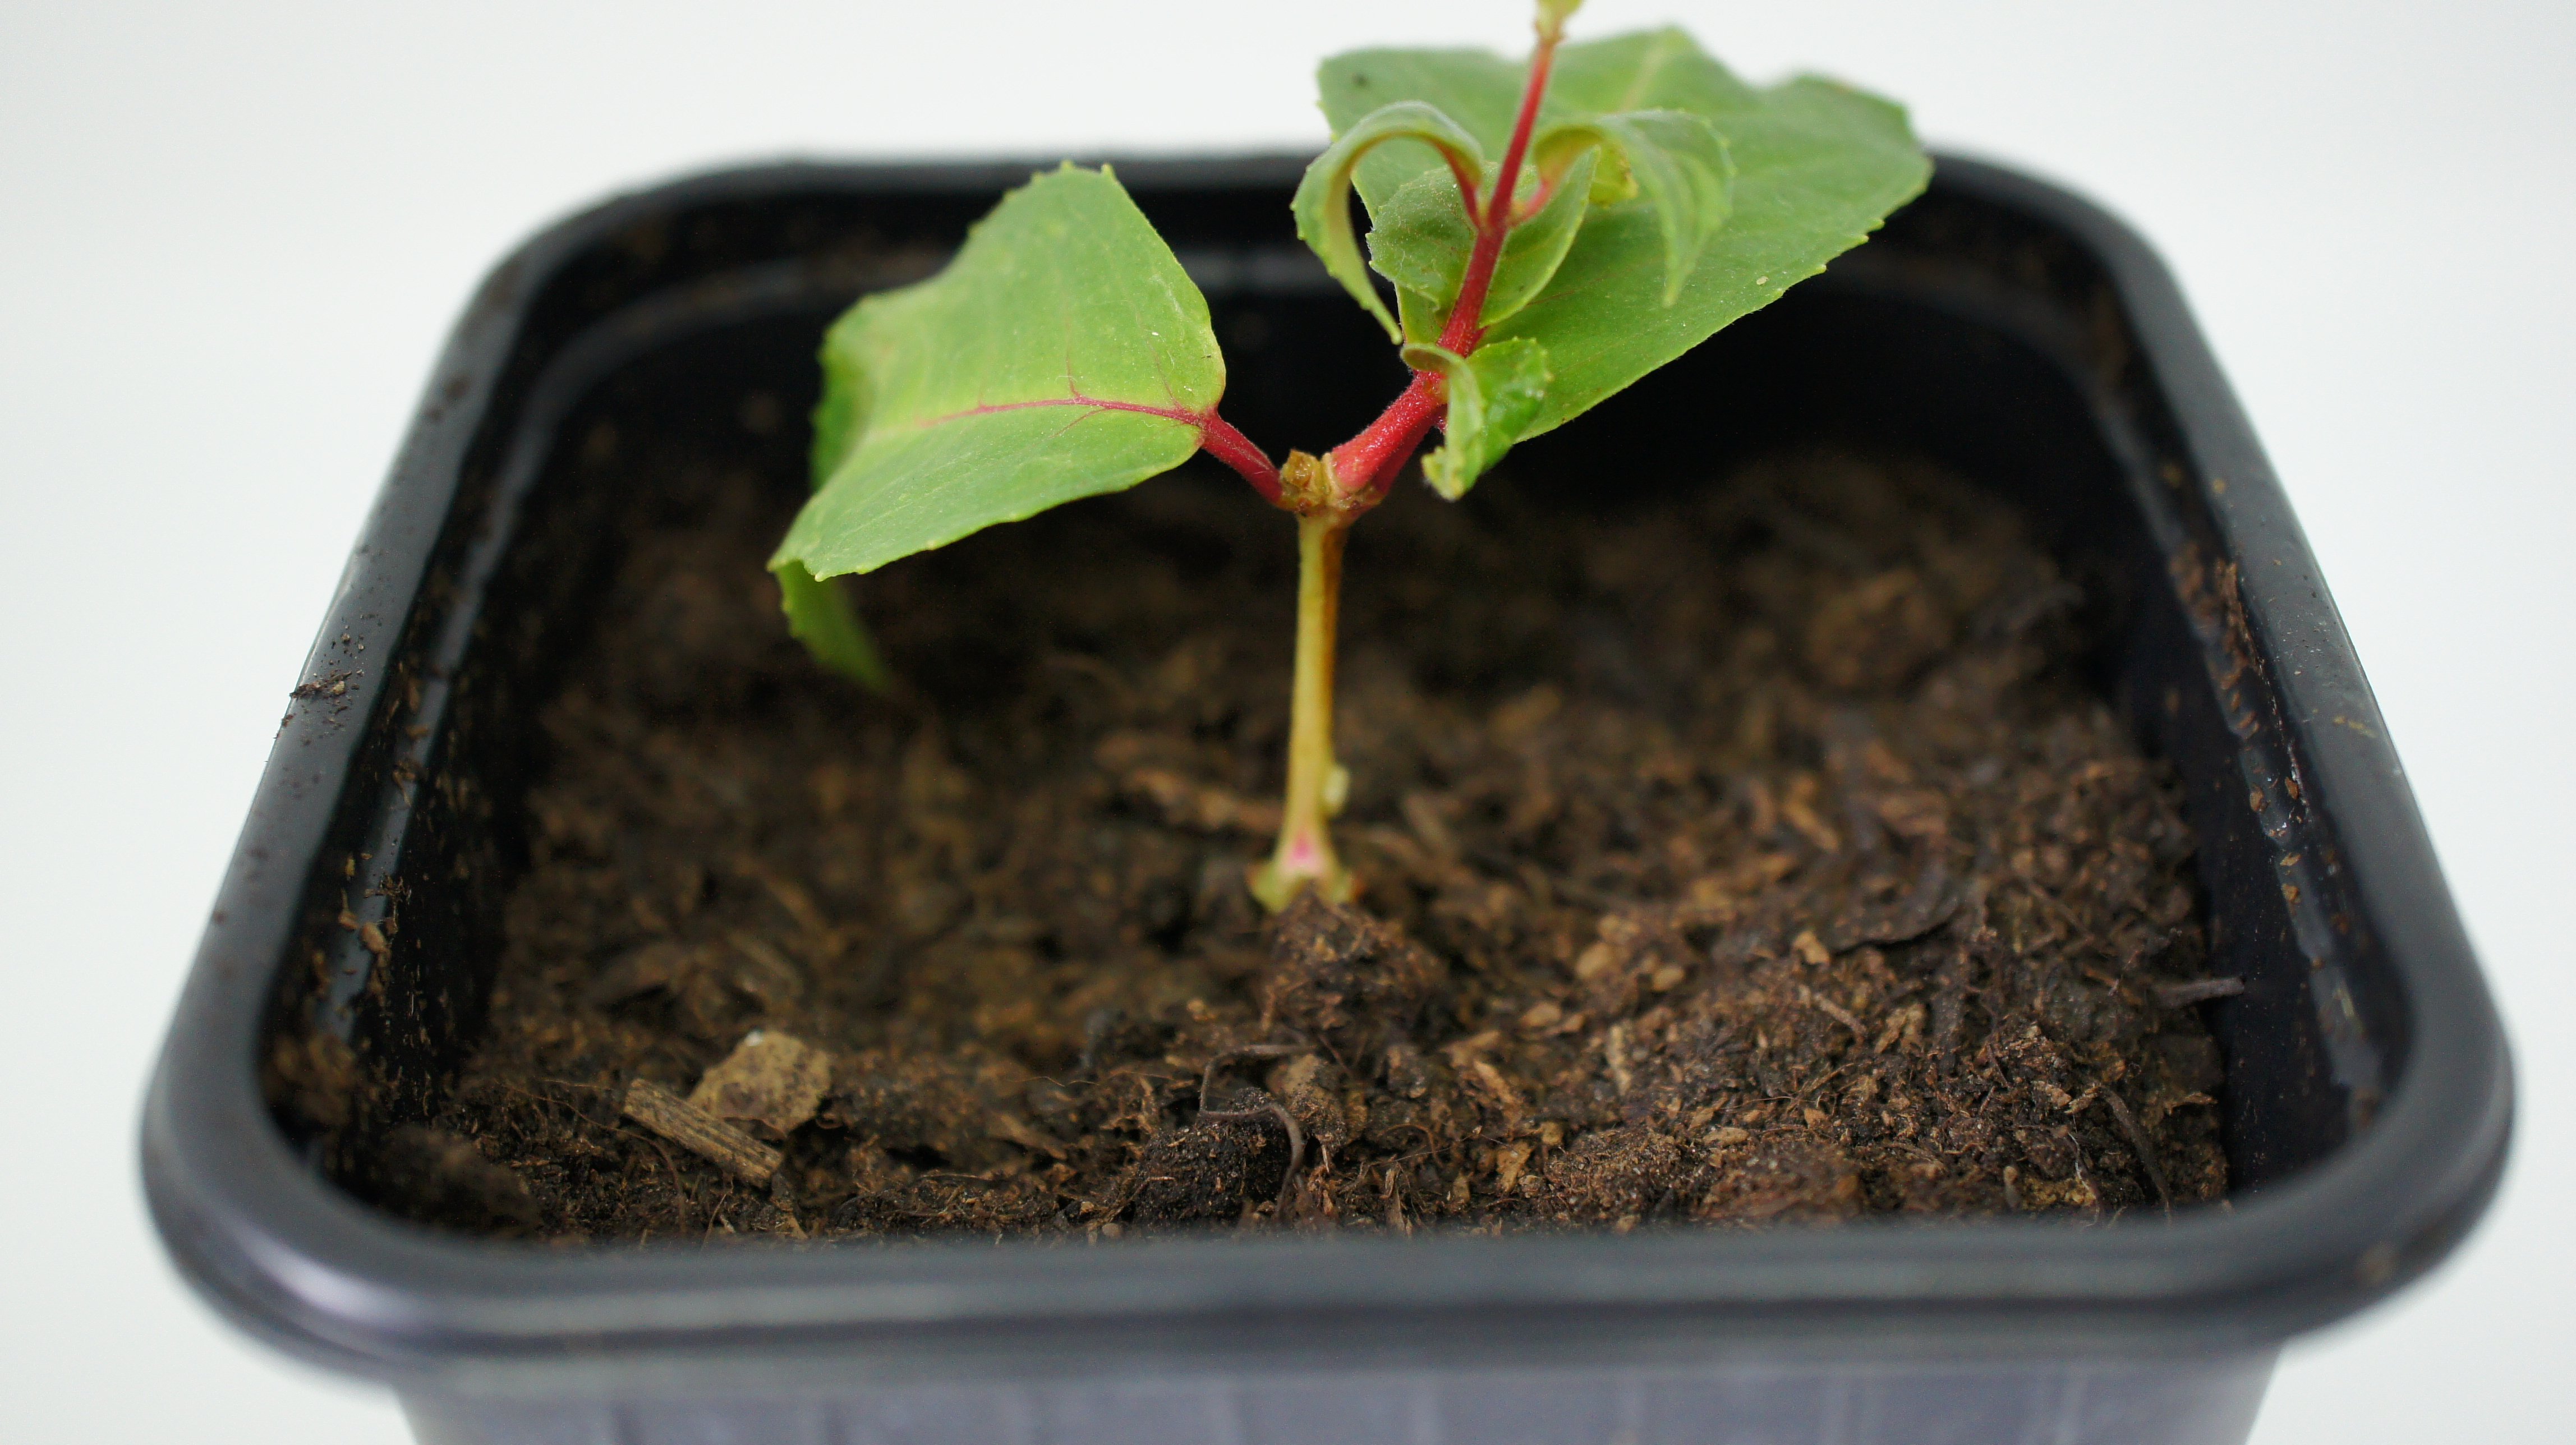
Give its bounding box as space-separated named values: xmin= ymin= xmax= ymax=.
xmin=943 ymin=392 xmax=1281 ymax=502
xmin=1198 ymin=410 xmax=1284 ymax=503
xmin=1326 ymin=375 xmax=1444 ymax=504
xmin=1438 ymin=34 xmax=1557 ymax=357
xmin=1511 ymin=169 xmax=1562 ymax=227
xmin=1441 ymin=150 xmax=1485 ymax=231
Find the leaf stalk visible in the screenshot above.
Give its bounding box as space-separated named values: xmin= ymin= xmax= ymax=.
xmin=1198 ymin=411 xmax=1284 ymax=501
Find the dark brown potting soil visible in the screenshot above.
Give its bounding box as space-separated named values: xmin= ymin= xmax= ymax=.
xmin=378 ymin=446 xmax=2229 ymax=1242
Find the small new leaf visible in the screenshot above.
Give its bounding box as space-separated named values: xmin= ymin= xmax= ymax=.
xmin=1533 ymin=110 xmax=1735 ymax=303
xmin=774 ymin=164 xmax=1226 ymax=591
xmin=1315 ymin=51 xmax=1527 ymax=216
xmin=1368 ymin=150 xmax=1597 ymax=338
xmin=1294 ymin=102 xmax=1487 ymax=341
xmin=1402 ymin=339 xmax=1549 ymax=500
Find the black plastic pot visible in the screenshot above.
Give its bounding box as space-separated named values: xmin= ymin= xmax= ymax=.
xmin=144 ymin=154 xmax=2510 ymax=1445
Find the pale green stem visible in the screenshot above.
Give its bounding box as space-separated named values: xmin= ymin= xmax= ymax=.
xmin=1251 ymin=513 xmax=1354 ymax=910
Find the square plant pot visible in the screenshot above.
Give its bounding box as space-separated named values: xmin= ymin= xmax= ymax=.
xmin=144 ymin=155 xmax=2510 ymax=1445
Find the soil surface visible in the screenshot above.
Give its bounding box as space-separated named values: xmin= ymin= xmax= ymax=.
xmin=374 ymin=448 xmax=2230 ymax=1242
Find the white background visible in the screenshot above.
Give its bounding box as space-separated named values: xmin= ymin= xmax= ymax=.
xmin=2 ymin=1 xmax=2568 ymax=1438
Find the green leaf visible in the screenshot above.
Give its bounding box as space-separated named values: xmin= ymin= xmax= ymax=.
xmin=1501 ymin=75 xmax=1925 ymax=438
xmin=1395 ymin=284 xmax=1446 ymax=348
xmin=1292 ymin=101 xmax=1487 ymax=341
xmin=1532 ymin=109 xmax=1734 ymax=303
xmin=1316 ymin=49 xmax=1528 ymax=213
xmin=1402 ymin=338 xmax=1550 ymax=500
xmin=1544 ymin=26 xmax=1760 ymax=117
xmin=1318 ymin=27 xmax=1928 ymax=440
xmin=790 ymin=302 xmax=891 ymax=688
xmin=809 ymin=338 xmax=866 ymax=486
xmin=776 ymin=559 xmax=891 ymax=689
xmin=1367 ymin=150 xmax=1597 ymax=338
xmin=774 ymin=163 xmax=1225 ymax=585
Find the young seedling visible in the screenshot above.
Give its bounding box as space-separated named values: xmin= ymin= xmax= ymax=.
xmin=771 ymin=1 xmax=1928 ymax=910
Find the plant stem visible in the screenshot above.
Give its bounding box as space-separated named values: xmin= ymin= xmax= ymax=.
xmin=1326 ymin=375 xmax=1445 ymax=504
xmin=1250 ymin=512 xmax=1353 ymax=909
xmin=1439 ymin=25 xmax=1560 ymax=356
xmin=1244 ymin=12 xmax=1570 ymax=910
xmin=1198 ymin=411 xmax=1283 ymax=501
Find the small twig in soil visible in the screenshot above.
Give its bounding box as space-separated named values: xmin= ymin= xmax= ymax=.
xmin=1197 ymin=1043 xmax=1310 ymax=1205
xmin=1603 ymin=1022 xmax=1635 ymax=1096
xmin=2097 ymin=1087 xmax=2172 ymax=1217
xmin=1799 ymin=986 xmax=1870 ymax=1049
xmin=630 ymin=1133 xmax=691 ymax=1205
xmin=1197 ymin=1097 xmax=1305 ymax=1203
xmin=2154 ymin=977 xmax=2246 ymax=1009
xmin=1197 ymin=1043 xmax=1310 ymax=1105
xmin=1041 ymin=651 xmax=1137 ymax=707
xmin=1792 ymin=1062 xmax=1857 ymax=1115
xmin=620 ymin=1078 xmax=782 ymax=1186
xmin=1118 ymin=766 xmax=1283 ymax=836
